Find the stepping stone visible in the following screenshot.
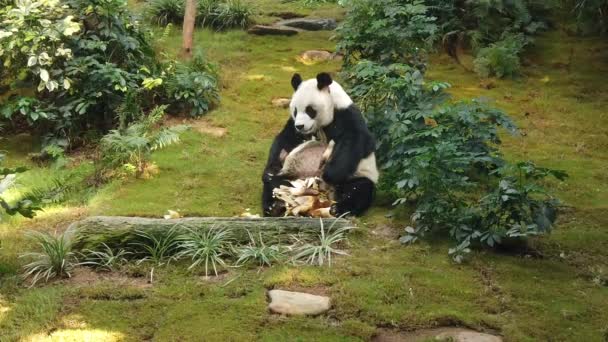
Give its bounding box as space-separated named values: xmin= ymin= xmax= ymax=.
xmin=248 ymin=25 xmax=300 ymax=36
xmin=275 ymin=18 xmax=337 ymax=31
xmin=268 ymin=290 xmax=330 ymax=316
xmin=271 ymin=98 xmax=291 ymax=108
xmin=297 ymin=50 xmax=341 ymax=65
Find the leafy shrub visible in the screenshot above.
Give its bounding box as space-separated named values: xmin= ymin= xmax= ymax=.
xmin=473 ymin=34 xmax=527 ymax=78
xmin=98 ymin=106 xmax=189 ymax=179
xmin=164 ymin=54 xmax=220 ymax=116
xmin=425 ymin=0 xmax=554 ymax=77
xmin=0 ymin=0 xmax=155 ymax=143
xmin=0 ymin=0 xmax=219 ymax=151
xmin=336 ymin=0 xmax=438 ymax=68
xmin=21 ymin=231 xmax=77 ymax=285
xmin=339 ymin=17 xmax=567 ymax=260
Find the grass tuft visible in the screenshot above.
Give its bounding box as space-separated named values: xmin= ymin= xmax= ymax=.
xmin=20 ymin=231 xmax=78 ymax=285
xmin=292 ymin=217 xmax=354 ymax=266
xmin=177 ymin=225 xmax=233 ymax=276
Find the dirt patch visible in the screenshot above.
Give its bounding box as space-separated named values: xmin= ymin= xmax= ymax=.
xmin=165 ymin=117 xmax=227 ymax=137
xmin=374 ymin=327 xmax=502 ymax=342
xmin=268 ymin=12 xmax=306 ymax=19
xmin=62 ymin=267 xmax=151 ymax=289
xmin=371 ymin=224 xmax=400 ymax=240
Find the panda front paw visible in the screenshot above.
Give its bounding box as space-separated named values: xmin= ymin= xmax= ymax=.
xmin=330 ymin=203 xmax=351 ymax=218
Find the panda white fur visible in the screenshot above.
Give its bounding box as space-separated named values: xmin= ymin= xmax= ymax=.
xmin=262 ymin=72 xmax=378 ymax=217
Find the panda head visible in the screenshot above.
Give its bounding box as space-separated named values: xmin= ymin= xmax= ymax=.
xmin=289 ymin=72 xmax=353 ymax=135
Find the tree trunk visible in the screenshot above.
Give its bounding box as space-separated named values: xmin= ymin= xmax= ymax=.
xmin=182 ymin=0 xmax=197 ymax=60
xmin=66 ymin=216 xmax=353 ymax=251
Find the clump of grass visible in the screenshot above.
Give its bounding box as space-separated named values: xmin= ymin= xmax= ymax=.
xmin=132 ymin=226 xmax=182 ymax=266
xmin=80 ymin=243 xmax=131 ymax=272
xmin=21 ymin=231 xmax=78 ymax=285
xmin=236 ymin=231 xmax=283 ymax=267
xmin=145 ymin=0 xmax=184 ymax=26
xmin=145 ymin=0 xmax=253 ymax=30
xmin=211 ymin=0 xmax=253 ymax=30
xmin=177 ymin=225 xmax=233 ymax=277
xmin=292 ymin=218 xmax=353 ymax=266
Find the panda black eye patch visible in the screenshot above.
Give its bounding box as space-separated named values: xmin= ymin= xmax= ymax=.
xmin=305 ymin=106 xmax=317 ymax=118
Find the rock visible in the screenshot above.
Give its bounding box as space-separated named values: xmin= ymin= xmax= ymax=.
xmin=248 ymin=25 xmax=300 ymax=36
xmin=435 ymin=331 xmax=503 ymax=342
xmin=275 ymin=18 xmax=337 ymax=31
xmin=271 ymin=98 xmax=291 ymax=108
xmin=268 ymin=290 xmax=330 ymax=316
xmin=297 ymin=50 xmax=342 ymax=65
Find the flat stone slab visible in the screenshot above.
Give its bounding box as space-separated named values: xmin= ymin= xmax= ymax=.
xmin=297 ymin=50 xmax=342 ymax=65
xmin=271 ymin=98 xmax=291 ymax=108
xmin=276 ymin=18 xmax=337 ymax=31
xmin=248 ymin=25 xmax=300 ymax=36
xmin=435 ymin=331 xmax=503 ymax=342
xmin=268 ymin=290 xmax=330 ymax=315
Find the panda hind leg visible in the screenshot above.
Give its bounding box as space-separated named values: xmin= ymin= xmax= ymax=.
xmin=331 ymin=177 xmax=375 ymax=217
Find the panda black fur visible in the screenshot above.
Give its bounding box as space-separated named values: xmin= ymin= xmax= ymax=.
xmin=262 ymin=72 xmax=378 ymax=217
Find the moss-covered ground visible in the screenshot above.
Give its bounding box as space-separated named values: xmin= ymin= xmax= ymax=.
xmin=1 ymin=2 xmax=607 ymax=341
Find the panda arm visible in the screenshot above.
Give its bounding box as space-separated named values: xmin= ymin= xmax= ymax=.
xmin=262 ymin=118 xmax=303 ymax=181
xmin=322 ymin=137 xmax=360 ymax=184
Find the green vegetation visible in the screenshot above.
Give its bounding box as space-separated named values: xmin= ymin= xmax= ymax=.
xmin=21 ymin=231 xmax=77 ymax=285
xmin=0 ymin=0 xmax=219 ymax=151
xmin=0 ymin=0 xmax=607 ymax=341
xmin=145 ymin=0 xmax=253 ymax=29
xmin=338 ymin=1 xmax=567 ymax=259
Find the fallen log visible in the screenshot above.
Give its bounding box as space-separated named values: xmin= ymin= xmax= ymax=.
xmin=66 ymin=216 xmax=353 ymax=251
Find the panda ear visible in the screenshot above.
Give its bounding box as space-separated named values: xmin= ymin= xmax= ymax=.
xmin=291 ymin=73 xmax=303 ymax=91
xmin=316 ymin=72 xmax=333 ymax=90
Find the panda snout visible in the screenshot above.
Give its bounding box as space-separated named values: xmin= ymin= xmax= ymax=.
xmin=295 ymin=124 xmax=305 ymax=131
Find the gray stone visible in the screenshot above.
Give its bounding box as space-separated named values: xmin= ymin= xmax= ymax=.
xmin=275 ymin=18 xmax=337 ymax=31
xmin=268 ymin=290 xmax=330 ymax=315
xmin=248 ymin=25 xmax=300 ymax=36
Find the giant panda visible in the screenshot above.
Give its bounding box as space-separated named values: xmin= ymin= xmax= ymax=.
xmin=262 ymin=72 xmax=378 ymax=217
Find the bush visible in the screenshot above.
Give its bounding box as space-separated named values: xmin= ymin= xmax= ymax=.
xmin=338 ymin=1 xmax=567 ymax=260
xmin=344 ymin=59 xmax=567 ymax=261
xmin=144 ymin=0 xmax=252 ymax=30
xmin=164 ymin=54 xmax=220 ymax=116
xmin=97 ymin=105 xmax=190 ymax=179
xmin=336 ymin=0 xmax=438 ymax=68
xmin=0 ymin=0 xmax=220 ymax=150
xmin=473 ymin=34 xmax=527 ymax=78
xmin=425 ymin=0 xmax=554 ymax=78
